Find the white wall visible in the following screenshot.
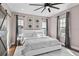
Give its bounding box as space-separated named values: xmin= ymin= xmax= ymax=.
xmin=48 ymin=17 xmax=57 ymax=38
xmin=10 ymin=14 xmax=16 ymax=46
xmin=69 ymin=5 xmax=79 ymax=50
xmin=48 ymin=5 xmax=79 ymax=50
xmin=24 ymin=16 xmax=43 ymax=30
xmin=7 ymin=15 xmax=11 ymax=48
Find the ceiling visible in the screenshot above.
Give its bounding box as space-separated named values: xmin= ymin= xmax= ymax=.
xmin=7 ymin=3 xmax=79 ymax=17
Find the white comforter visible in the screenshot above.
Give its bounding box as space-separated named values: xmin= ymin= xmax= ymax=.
xmin=22 ymin=36 xmax=61 ymax=55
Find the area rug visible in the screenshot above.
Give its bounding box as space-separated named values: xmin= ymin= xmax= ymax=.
xmin=14 ymin=46 xmax=75 ymax=56
xmin=37 ymin=47 xmax=75 ymax=56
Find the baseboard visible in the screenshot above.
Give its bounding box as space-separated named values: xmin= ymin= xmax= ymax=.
xmin=62 ymin=45 xmax=79 ymax=52
xmin=70 ymin=46 xmax=79 ymax=52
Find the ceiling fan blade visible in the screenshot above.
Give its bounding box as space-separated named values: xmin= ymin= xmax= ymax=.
xmin=48 ymin=8 xmax=51 ymax=12
xmin=29 ymin=4 xmax=43 ymax=6
xmin=41 ymin=7 xmax=46 ymax=13
xmin=50 ymin=6 xmax=60 ymax=9
xmin=51 ymin=3 xmax=63 ymax=5
xmin=34 ymin=6 xmax=44 ymax=11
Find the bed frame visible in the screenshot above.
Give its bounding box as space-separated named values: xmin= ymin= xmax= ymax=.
xmin=14 ymin=45 xmax=61 ymax=56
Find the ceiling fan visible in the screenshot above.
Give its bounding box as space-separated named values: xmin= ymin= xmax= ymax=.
xmin=29 ymin=3 xmax=63 ymax=13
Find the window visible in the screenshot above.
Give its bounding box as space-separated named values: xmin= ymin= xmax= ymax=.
xmin=58 ymin=16 xmax=66 ymax=45
xmin=18 ymin=20 xmax=23 ymax=26
xmin=18 ymin=17 xmax=24 ymax=35
xmin=42 ymin=21 xmax=47 ymax=35
xmin=60 ymin=18 xmax=66 ymax=38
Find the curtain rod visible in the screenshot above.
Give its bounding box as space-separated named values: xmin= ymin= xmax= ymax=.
xmin=0 ymin=4 xmax=7 ymax=15
xmin=0 ymin=3 xmax=11 ymax=17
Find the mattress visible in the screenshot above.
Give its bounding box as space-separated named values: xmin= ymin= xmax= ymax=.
xmin=21 ymin=36 xmax=61 ymax=55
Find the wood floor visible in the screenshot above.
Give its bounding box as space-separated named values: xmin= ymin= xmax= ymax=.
xmin=8 ymin=46 xmax=16 ymax=56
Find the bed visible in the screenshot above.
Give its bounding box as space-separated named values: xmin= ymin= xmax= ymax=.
xmin=14 ymin=30 xmax=61 ymax=56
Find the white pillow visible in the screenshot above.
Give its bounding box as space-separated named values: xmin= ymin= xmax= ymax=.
xmin=23 ymin=30 xmax=45 ymax=39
